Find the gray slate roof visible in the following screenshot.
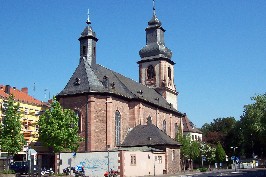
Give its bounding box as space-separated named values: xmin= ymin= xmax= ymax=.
xmin=121 ymin=122 xmax=181 ymax=147
xmin=58 ymin=58 xmax=183 ymax=115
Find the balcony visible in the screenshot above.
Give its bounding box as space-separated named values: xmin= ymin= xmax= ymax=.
xmin=23 ymin=132 xmax=31 ymax=137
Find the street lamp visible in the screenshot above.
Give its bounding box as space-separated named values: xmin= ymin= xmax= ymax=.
xmin=231 ymin=146 xmax=238 ymax=171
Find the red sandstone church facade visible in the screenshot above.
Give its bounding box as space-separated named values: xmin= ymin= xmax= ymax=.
xmin=57 ymin=6 xmax=184 ymax=153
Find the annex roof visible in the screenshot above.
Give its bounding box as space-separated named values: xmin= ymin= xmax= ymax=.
xmin=120 ymin=121 xmax=181 ymax=147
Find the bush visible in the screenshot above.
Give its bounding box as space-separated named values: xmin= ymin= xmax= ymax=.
xmin=54 ymin=173 xmax=66 ymax=176
xmin=0 ymin=169 xmax=15 ymax=174
xmin=198 ymin=167 xmax=208 ymax=172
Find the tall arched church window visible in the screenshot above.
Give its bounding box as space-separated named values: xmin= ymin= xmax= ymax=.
xmin=163 ymin=120 xmax=166 ymax=133
xmin=115 ymin=110 xmax=121 ymax=146
xmin=147 ymin=65 xmax=155 ymax=79
xmin=175 ymin=123 xmax=179 ymax=136
xmin=168 ymin=66 xmax=172 ymax=80
xmin=74 ymin=110 xmax=82 ymax=133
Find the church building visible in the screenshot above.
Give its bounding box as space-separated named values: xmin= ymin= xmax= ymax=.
xmin=57 ymin=3 xmax=184 ymax=153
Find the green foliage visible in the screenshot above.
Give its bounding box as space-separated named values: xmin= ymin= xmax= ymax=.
xmin=201 ymin=117 xmax=237 ymax=146
xmin=198 ymin=167 xmax=208 ymax=172
xmin=215 ymin=142 xmax=226 ymax=163
xmin=38 ymin=97 xmax=82 ymax=153
xmin=200 ymin=116 xmax=241 ymax=159
xmin=200 ymin=143 xmax=216 ymax=164
xmin=0 ymin=169 xmax=15 ymax=174
xmin=175 ymin=122 xmax=183 ymax=142
xmin=201 ymin=93 xmax=266 ymax=159
xmin=0 ymin=95 xmax=25 ymax=155
xmin=179 ymin=135 xmax=201 ymax=170
xmin=240 ymin=93 xmax=266 ymax=157
xmin=190 ymin=140 xmax=201 ymax=160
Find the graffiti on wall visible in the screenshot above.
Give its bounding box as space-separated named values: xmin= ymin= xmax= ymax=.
xmin=60 ymin=152 xmax=119 ymax=177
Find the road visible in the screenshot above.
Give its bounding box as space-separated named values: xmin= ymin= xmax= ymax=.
xmin=155 ymin=168 xmax=266 ymax=177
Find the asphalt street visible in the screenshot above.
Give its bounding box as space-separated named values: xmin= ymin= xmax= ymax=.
xmin=153 ymin=168 xmax=266 ymax=177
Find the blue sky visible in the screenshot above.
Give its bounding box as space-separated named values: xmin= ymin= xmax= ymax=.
xmin=1 ymin=0 xmax=265 ymax=128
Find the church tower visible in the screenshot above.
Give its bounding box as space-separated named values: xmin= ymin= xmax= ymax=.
xmin=79 ymin=10 xmax=98 ymax=67
xmin=138 ymin=1 xmax=178 ymax=109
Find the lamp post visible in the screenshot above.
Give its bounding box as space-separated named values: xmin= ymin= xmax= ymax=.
xmin=231 ymin=146 xmax=238 ymax=171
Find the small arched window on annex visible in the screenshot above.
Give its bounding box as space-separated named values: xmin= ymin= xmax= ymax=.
xmin=115 ymin=110 xmax=121 ymax=146
xmin=147 ymin=65 xmax=155 ymax=80
xmin=163 ymin=120 xmax=166 ymax=133
xmin=74 ymin=109 xmax=82 ymax=133
xmin=168 ymin=66 xmax=172 ymax=80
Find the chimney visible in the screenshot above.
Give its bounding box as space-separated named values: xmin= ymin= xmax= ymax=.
xmin=5 ymin=85 xmax=11 ymax=94
xmin=21 ymin=87 xmax=28 ymax=94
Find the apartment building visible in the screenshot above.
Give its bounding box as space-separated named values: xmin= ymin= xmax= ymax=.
xmin=0 ymin=84 xmax=48 ymax=147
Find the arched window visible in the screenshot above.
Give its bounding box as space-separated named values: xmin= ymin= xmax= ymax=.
xmin=168 ymin=66 xmax=172 ymax=80
xmin=147 ymin=116 xmax=152 ymax=124
xmin=163 ymin=120 xmax=166 ymax=133
xmin=74 ymin=110 xmax=82 ymax=133
xmin=82 ymin=46 xmax=87 ymax=55
xmin=115 ymin=111 xmax=121 ymax=146
xmin=175 ymin=123 xmax=179 ymax=136
xmin=147 ymin=65 xmax=155 ymax=79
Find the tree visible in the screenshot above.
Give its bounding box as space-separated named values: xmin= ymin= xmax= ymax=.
xmin=200 ymin=143 xmax=216 ymax=168
xmin=0 ymin=95 xmax=25 ymax=156
xmin=200 ymin=117 xmax=238 ymax=156
xmin=215 ymin=142 xmax=226 ymax=165
xmin=178 ymin=135 xmax=200 ymax=171
xmin=38 ymin=98 xmax=82 ymax=153
xmin=190 ymin=140 xmax=201 ymax=169
xmin=240 ymin=93 xmax=266 ymax=158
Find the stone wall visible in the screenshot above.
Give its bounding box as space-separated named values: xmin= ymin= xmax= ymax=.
xmin=59 ymin=94 xmax=182 ymax=151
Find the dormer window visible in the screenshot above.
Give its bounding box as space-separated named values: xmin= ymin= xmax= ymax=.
xmin=74 ymin=78 xmax=81 ymax=86
xmin=103 ymin=76 xmax=109 ymax=88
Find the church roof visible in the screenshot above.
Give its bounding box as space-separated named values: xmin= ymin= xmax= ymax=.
xmin=58 ymin=58 xmax=183 ymax=115
xmin=120 ymin=122 xmax=181 ymax=147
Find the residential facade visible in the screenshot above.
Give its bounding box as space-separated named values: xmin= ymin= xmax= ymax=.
xmin=0 ymin=85 xmax=47 ymax=151
xmin=182 ymin=115 xmax=202 ymax=141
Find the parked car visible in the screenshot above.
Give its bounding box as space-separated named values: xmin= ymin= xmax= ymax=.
xmin=9 ymin=161 xmax=29 ymax=174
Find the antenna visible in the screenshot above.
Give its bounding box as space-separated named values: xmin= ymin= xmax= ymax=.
xmin=33 ymin=82 xmax=36 ymax=97
xmin=44 ymin=88 xmax=48 ymax=100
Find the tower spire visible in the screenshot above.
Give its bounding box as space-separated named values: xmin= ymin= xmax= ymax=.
xmin=153 ymin=0 xmax=156 ymax=16
xmin=86 ymin=9 xmax=91 ymax=25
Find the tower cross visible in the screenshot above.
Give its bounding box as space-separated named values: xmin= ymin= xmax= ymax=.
xmin=153 ymin=0 xmax=156 ymax=16
xmin=86 ymin=9 xmax=91 ymax=25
